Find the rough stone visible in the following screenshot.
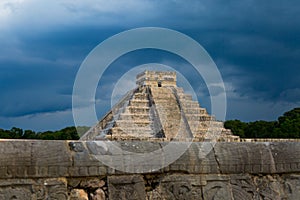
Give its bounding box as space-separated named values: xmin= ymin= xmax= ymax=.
xmin=68 ymin=178 xmax=81 ymax=187
xmin=44 ymin=178 xmax=68 ymax=200
xmin=0 ymin=186 xmax=32 ymax=200
xmin=0 ymin=140 xmax=300 ymax=199
xmin=91 ymin=188 xmax=106 ymax=200
xmin=158 ymin=174 xmax=203 ymax=200
xmin=70 ymin=189 xmax=89 ymax=200
xmin=108 ymin=175 xmax=146 ymax=200
xmin=80 ymin=178 xmax=105 ymax=188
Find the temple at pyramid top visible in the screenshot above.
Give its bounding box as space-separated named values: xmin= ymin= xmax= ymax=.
xmin=136 ymin=71 xmax=177 ymax=87
xmin=80 ymin=70 xmax=239 ymax=142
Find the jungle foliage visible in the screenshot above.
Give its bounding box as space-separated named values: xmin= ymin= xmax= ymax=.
xmin=0 ymin=126 xmax=90 ymax=140
xmin=225 ymin=107 xmax=300 ymax=138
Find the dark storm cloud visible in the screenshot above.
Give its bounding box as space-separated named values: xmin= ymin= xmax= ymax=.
xmin=0 ymin=61 xmax=73 ymax=117
xmin=0 ymin=0 xmax=299 ymax=129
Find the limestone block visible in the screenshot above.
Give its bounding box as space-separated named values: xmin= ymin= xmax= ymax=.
xmin=32 ymin=140 xmax=72 ymax=167
xmin=108 ymin=175 xmax=146 ymax=200
xmin=252 ymin=175 xmax=283 ymax=199
xmin=0 ymin=140 xmax=72 ymax=178
xmin=91 ymin=188 xmax=106 ymax=200
xmin=0 ymin=178 xmax=69 ymax=200
xmin=0 ymin=140 xmax=32 ymax=167
xmin=68 ymin=178 xmax=81 ymax=188
xmin=158 ymin=174 xmax=203 ymax=200
xmin=71 ymin=141 xmax=105 ymax=168
xmin=214 ymin=142 xmax=276 ymax=174
xmin=171 ymin=142 xmax=219 ymax=174
xmin=202 ymin=180 xmax=232 ymax=200
xmin=270 ymin=142 xmax=300 ymax=173
xmin=0 ymin=185 xmax=32 ymax=200
xmin=44 ymin=178 xmax=68 ymax=200
xmin=283 ymin=174 xmax=300 ymax=200
xmin=230 ymin=174 xmax=256 ymax=200
xmin=80 ymin=178 xmax=105 ymax=188
xmin=70 ymin=189 xmax=89 ymax=200
xmin=147 ymin=188 xmax=163 ymax=200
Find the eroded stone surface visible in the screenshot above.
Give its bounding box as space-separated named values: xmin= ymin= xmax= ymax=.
xmin=0 ymin=140 xmax=300 ymax=199
xmin=91 ymin=188 xmax=106 ymax=200
xmin=70 ymin=189 xmax=89 ymax=200
xmin=0 ymin=171 xmax=299 ymax=199
xmin=108 ymin=175 xmax=146 ymax=200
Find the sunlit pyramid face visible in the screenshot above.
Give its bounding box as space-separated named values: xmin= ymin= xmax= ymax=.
xmin=81 ymin=71 xmax=237 ymax=142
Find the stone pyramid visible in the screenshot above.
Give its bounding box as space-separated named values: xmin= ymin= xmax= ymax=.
xmin=80 ymin=71 xmax=238 ymax=142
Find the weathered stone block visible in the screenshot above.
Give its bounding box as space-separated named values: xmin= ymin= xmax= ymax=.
xmin=70 ymin=189 xmax=88 ymax=200
xmin=91 ymin=188 xmax=106 ymax=200
xmin=0 ymin=185 xmax=32 ymax=200
xmin=158 ymin=174 xmax=203 ymax=200
xmin=108 ymin=175 xmax=146 ymax=200
xmin=80 ymin=178 xmax=105 ymax=188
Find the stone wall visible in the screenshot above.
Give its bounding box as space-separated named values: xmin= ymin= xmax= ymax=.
xmin=0 ymin=140 xmax=300 ymax=199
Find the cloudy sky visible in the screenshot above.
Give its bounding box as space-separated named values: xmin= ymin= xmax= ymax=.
xmin=0 ymin=0 xmax=299 ymax=131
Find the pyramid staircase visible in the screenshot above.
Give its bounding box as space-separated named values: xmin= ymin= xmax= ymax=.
xmin=80 ymin=71 xmax=239 ymax=142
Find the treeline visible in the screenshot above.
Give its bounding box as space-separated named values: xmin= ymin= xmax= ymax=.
xmin=0 ymin=126 xmax=90 ymax=140
xmin=1 ymin=108 xmax=299 ymax=140
xmin=225 ymin=107 xmax=300 ymax=138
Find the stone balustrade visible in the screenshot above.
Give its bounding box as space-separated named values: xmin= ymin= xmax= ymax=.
xmin=0 ymin=140 xmax=300 ymax=199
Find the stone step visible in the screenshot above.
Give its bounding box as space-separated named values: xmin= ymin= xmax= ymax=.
xmin=192 ymin=127 xmax=224 ymax=133
xmin=178 ymin=94 xmax=193 ymax=101
xmin=151 ymin=88 xmax=173 ymax=94
xmin=130 ymin=99 xmax=149 ymax=102
xmin=151 ymin=94 xmax=175 ymax=100
xmin=152 ymin=101 xmax=177 ymax=106
xmin=131 ymin=98 xmax=148 ymax=101
xmin=186 ymin=121 xmax=204 ymax=126
xmin=133 ymin=93 xmax=148 ymax=100
xmin=151 ymin=87 xmax=172 ymax=91
xmin=182 ymin=107 xmax=207 ymax=114
xmin=185 ymin=115 xmax=215 ymax=121
xmin=125 ymin=106 xmax=150 ymax=114
xmin=159 ymin=117 xmax=182 ymax=123
xmin=112 ymin=126 xmax=153 ymax=131
xmin=175 ymin=87 xmax=184 ymax=93
xmin=119 ymin=113 xmax=150 ymax=120
xmin=129 ymin=101 xmax=149 ymax=107
xmin=111 ymin=127 xmax=154 ymax=135
xmin=185 ymin=113 xmax=212 ymax=117
xmin=180 ymin=101 xmax=200 ymax=107
xmin=109 ymin=132 xmax=155 ymax=139
xmin=189 ymin=122 xmax=211 ymax=129
xmin=157 ymin=108 xmax=181 ymax=114
xmin=151 ymin=92 xmax=174 ymax=96
xmin=115 ymin=120 xmax=152 ymax=127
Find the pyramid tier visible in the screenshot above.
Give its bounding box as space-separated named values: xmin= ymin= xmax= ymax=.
xmin=80 ymin=71 xmax=237 ymax=142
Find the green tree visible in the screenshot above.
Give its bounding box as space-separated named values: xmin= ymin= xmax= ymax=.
xmin=0 ymin=128 xmax=11 ymax=139
xmin=276 ymin=108 xmax=300 ymax=138
xmin=10 ymin=127 xmax=23 ymax=139
xmin=224 ymin=120 xmax=247 ymax=138
xmin=244 ymin=121 xmax=275 ymax=138
xmin=0 ymin=126 xmax=80 ymax=140
xmin=226 ymin=107 xmax=300 ymax=138
xmin=23 ymin=130 xmax=37 ymax=139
